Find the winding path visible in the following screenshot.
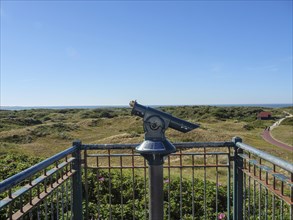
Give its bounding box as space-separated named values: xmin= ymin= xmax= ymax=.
xmin=261 ymin=111 xmax=293 ymax=151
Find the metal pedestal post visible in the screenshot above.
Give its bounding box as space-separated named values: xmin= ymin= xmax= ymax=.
xmin=149 ymin=164 xmax=164 ymax=220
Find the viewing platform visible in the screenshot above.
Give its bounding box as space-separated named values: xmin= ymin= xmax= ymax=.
xmin=0 ymin=138 xmax=292 ymax=219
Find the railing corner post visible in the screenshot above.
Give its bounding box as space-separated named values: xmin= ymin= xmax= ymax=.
xmin=232 ymin=136 xmax=242 ymax=145
xmin=72 ymin=140 xmax=83 ymax=220
xmin=232 ymin=137 xmax=243 ymax=220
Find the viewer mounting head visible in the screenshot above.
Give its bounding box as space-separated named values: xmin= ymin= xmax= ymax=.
xmin=129 ymin=100 xmax=199 ymax=165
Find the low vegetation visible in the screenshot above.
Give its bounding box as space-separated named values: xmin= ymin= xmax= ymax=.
xmin=1 ymin=105 xmax=291 ymax=160
xmin=0 ymin=106 xmax=292 ymax=219
xmin=0 ymin=153 xmax=42 ymax=182
xmin=85 ymin=169 xmax=228 ymax=219
xmin=271 ymin=117 xmax=293 ymax=146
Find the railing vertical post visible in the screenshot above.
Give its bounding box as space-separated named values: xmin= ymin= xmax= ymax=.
xmin=232 ymin=137 xmax=243 ymax=220
xmin=72 ymin=140 xmax=83 ymax=220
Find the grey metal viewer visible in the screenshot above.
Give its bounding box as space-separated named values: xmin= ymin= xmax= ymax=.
xmin=130 ymin=101 xmax=199 ymax=220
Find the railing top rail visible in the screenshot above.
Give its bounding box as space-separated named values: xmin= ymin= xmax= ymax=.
xmin=81 ymin=141 xmax=235 ymax=150
xmin=0 ymin=146 xmax=77 ymax=194
xmin=236 ymin=142 xmax=293 ymax=173
xmin=175 ymin=141 xmax=235 ymax=148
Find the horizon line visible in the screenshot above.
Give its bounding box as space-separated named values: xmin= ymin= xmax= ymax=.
xmin=1 ymin=103 xmax=292 ymax=108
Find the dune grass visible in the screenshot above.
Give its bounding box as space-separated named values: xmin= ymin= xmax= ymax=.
xmin=271 ymin=125 xmax=293 ymax=147
xmin=0 ymin=106 xmax=292 ymax=163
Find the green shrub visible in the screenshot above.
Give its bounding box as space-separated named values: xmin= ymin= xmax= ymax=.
xmin=0 ymin=134 xmax=33 ymax=144
xmin=282 ymin=117 xmax=293 ymax=126
xmin=0 ymin=153 xmax=42 ymax=182
xmin=243 ymin=124 xmax=254 ymax=130
xmin=80 ymin=109 xmax=117 ymax=119
xmin=84 ymin=170 xmax=228 ymax=219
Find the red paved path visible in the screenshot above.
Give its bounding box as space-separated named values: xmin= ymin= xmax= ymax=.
xmin=261 ymin=130 xmax=293 ymax=151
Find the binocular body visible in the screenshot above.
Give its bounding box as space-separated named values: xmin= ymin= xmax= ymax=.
xmin=130 ymin=100 xmax=199 ymax=165
xmin=130 ymin=101 xmax=199 ymax=133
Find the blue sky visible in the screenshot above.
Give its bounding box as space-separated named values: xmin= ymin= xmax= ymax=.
xmin=1 ymin=1 xmax=292 ymax=106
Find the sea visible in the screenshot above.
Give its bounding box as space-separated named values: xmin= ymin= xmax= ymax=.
xmin=1 ymin=104 xmax=292 ymax=111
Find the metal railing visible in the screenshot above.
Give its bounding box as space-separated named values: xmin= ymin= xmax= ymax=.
xmin=234 ymin=140 xmax=293 ymax=220
xmin=0 ymin=141 xmax=83 ymax=220
xmin=0 ymin=138 xmax=292 ymax=219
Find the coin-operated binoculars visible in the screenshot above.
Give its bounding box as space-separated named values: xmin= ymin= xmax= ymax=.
xmin=130 ymin=101 xmax=199 ymax=220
